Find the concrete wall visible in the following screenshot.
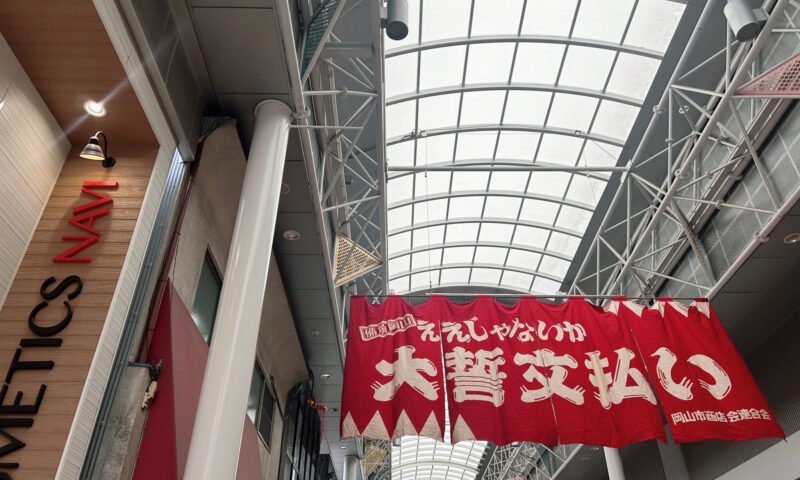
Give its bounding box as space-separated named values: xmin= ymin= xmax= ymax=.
xmin=0 ymin=33 xmax=70 ymax=308
xmin=168 ymin=121 xmax=308 ymax=478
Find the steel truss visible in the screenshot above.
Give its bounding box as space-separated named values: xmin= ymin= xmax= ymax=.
xmin=480 ymin=0 xmax=800 ymax=478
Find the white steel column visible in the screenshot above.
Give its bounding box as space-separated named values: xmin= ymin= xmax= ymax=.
xmin=184 ymin=99 xmax=292 ymax=480
xmin=604 ymin=447 xmax=626 ymax=480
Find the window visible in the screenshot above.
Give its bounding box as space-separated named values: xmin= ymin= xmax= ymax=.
xmin=191 ymin=251 xmax=221 ymax=344
xmin=278 ymin=382 xmax=333 ymax=480
xmin=248 ymin=363 xmax=276 ymax=449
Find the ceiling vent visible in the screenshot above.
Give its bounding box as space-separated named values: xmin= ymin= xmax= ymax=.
xmin=333 ymin=234 xmax=381 ymax=286
xmin=737 ymin=52 xmax=800 ymax=97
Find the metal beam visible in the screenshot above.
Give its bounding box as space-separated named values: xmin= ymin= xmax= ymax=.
xmin=387 ymin=124 xmax=626 ymax=148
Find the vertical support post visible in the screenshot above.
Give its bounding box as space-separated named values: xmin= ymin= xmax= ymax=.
xmin=343 ymin=456 xmax=360 ymax=480
xmin=604 ymin=447 xmax=626 ymax=480
xmin=183 ymin=100 xmax=292 ymax=480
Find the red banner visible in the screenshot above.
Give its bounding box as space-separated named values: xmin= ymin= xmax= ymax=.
xmin=340 ymin=296 xmax=445 ymax=441
xmin=622 ymin=299 xmax=784 ymax=443
xmin=341 ymin=296 xmax=783 ymax=447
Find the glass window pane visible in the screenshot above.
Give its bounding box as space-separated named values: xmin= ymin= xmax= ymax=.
xmin=539 ymin=256 xmax=571 ymax=279
xmin=533 ymin=277 xmax=562 ymax=295
xmin=419 ymin=46 xmax=467 ymax=90
xmin=421 ymin=0 xmax=470 ymax=42
xmin=441 ymin=267 xmax=471 ymax=284
xmin=418 ymin=133 xmax=456 ymax=164
xmin=460 ymin=91 xmax=506 ymax=126
xmin=546 ymin=93 xmax=598 ymax=131
xmin=507 ymin=249 xmax=542 ymax=269
xmin=446 ymin=223 xmax=480 ymax=242
xmin=386 ymin=101 xmax=416 ymax=139
xmin=388 ymin=232 xmax=411 ymax=253
xmin=565 ymin=175 xmax=606 ymax=206
xmin=470 ymin=267 xmax=502 ymax=285
xmin=465 ymin=43 xmax=515 ymax=84
xmin=625 ymin=0 xmax=685 ymax=53
xmin=388 ymin=254 xmax=411 ymax=274
xmin=521 ymin=0 xmax=578 ymax=36
xmin=388 ymin=205 xmax=413 ymax=229
xmin=247 ymin=366 xmax=264 ymax=424
xmin=451 ymin=171 xmax=489 ymax=192
xmin=386 ymin=53 xmax=418 ymax=98
xmin=592 ymin=100 xmax=639 ymax=141
xmin=474 ymin=246 xmax=508 ymax=265
xmin=389 ymin=276 xmax=410 ymax=293
xmin=258 ymin=387 xmax=276 ymax=449
xmin=528 ymin=172 xmax=571 ymax=198
xmin=413 ymin=225 xmax=445 ymax=246
xmin=387 ymin=140 xmax=415 ymax=166
xmin=479 ymin=223 xmax=515 ymax=243
xmin=503 ymin=91 xmax=551 ymax=125
xmin=496 ymin=132 xmax=539 ymax=160
xmin=501 ymin=270 xmax=534 ymax=290
xmin=489 ymin=172 xmax=528 ymax=192
xmin=581 ymin=141 xmax=621 ymax=167
xmin=519 ymin=199 xmax=559 ymax=224
xmin=414 ymin=199 xmax=449 ymax=223
xmin=449 ymin=196 xmax=485 ymax=218
xmin=606 ymin=53 xmax=660 ymax=101
xmin=513 ymin=226 xmax=549 ymax=248
xmin=471 ymin=0 xmax=524 ymax=36
xmin=443 ymin=246 xmax=475 ymax=264
xmin=455 ymin=132 xmax=498 ymax=160
xmin=483 ymin=196 xmax=521 ymax=218
xmin=191 ymin=253 xmax=221 ymax=344
xmin=387 ymin=175 xmax=414 ymax=205
xmin=411 ymin=271 xmax=440 ymax=290
xmin=512 ymin=44 xmax=565 ymax=85
xmin=572 ymin=0 xmax=636 ymax=44
xmin=560 ymin=46 xmax=616 ymax=91
xmin=414 ymin=171 xmax=451 ymax=196
xmin=536 ymin=134 xmax=584 ymax=166
xmin=556 ymin=205 xmax=594 ymax=232
xmin=418 ymin=93 xmax=461 ymax=131
xmin=412 ymin=248 xmax=443 ymax=269
xmin=548 ymin=232 xmax=581 ymax=256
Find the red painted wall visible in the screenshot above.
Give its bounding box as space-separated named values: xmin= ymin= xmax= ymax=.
xmin=133 ymin=282 xmax=263 ymax=479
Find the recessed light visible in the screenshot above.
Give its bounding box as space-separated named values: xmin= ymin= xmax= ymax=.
xmin=340 ymin=446 xmax=347 ymax=449
xmin=783 ymin=232 xmax=800 ymax=244
xmin=84 ymin=100 xmax=107 ymax=117
xmin=320 ymin=373 xmax=332 ymax=380
xmin=283 ymin=230 xmax=301 ymax=241
xmin=311 ymin=329 xmax=320 ymax=336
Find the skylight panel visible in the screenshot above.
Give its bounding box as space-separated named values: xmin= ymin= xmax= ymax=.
xmin=521 ymin=0 xmax=578 ymax=37
xmin=503 ymin=91 xmax=551 ymax=125
xmin=388 ymin=175 xmax=414 ymax=204
xmin=474 ymin=246 xmax=509 ymax=265
xmin=389 ymin=205 xmax=413 ymax=229
xmin=421 ymin=0 xmax=470 ymax=43
xmin=451 ymin=171 xmax=489 ymax=192
xmin=539 ymin=256 xmax=571 ymax=279
xmin=386 ymin=53 xmax=418 ymax=98
xmin=440 ymin=267 xmax=471 ymax=284
xmin=488 ymin=172 xmax=528 ymax=192
xmin=465 ymin=43 xmax=515 ymax=84
xmin=527 ymin=172 xmax=571 ymax=198
xmin=501 ymin=270 xmax=534 ymax=290
xmin=556 ymin=205 xmax=594 ymax=231
xmin=512 ymin=43 xmax=565 ymax=85
xmin=413 ymin=225 xmax=445 ymax=246
xmin=389 ymin=276 xmax=410 ymax=293
xmin=410 ymin=271 xmax=439 ymax=290
xmin=537 ymin=134 xmax=584 ymax=166
xmin=414 ymin=199 xmax=449 ymax=223
xmin=412 ymin=248 xmax=443 ymax=269
xmin=387 ymin=140 xmax=415 ymax=166
xmin=448 ymin=196 xmax=485 ymax=218
xmin=581 ymin=141 xmax=621 ymax=168
xmin=565 ymin=175 xmax=606 ymax=206
xmin=519 ymin=198 xmax=560 ymax=224
xmin=559 ymin=46 xmax=616 ymax=91
xmin=389 ymin=254 xmax=411 ymax=274
xmin=592 ymin=100 xmax=639 ymax=141
xmin=418 ymin=134 xmax=456 ymax=164
xmin=418 ymin=94 xmax=460 ymax=131
xmin=548 ymin=232 xmax=582 ymax=256
xmin=495 ymin=131 xmax=539 ymax=160
xmin=483 ymin=196 xmax=522 ymax=218
xmin=478 ymin=223 xmax=515 ymax=243
xmin=546 ymin=93 xmax=598 ymax=131
xmin=533 ymin=277 xmax=561 ymax=294
xmin=510 ymin=246 xmax=543 ymax=266
xmin=513 ymin=225 xmax=549 ymax=249
xmin=386 ymin=101 xmax=416 ymax=139
xmin=446 ymin=223 xmax=480 ymax=243
xmin=459 ymin=91 xmax=506 ymax=126
xmin=571 ymin=0 xmax=636 ymax=44
xmin=415 ymin=171 xmax=452 ymax=196
xmin=388 ymin=232 xmax=411 ymax=254
xmin=455 ymin=132 xmax=498 ymax=161
xmin=470 ymin=0 xmax=524 ymax=36
xmin=470 ymin=268 xmax=502 ymax=285
xmin=625 ymin=0 xmax=685 ymax=53
xmin=606 ymin=53 xmax=661 ymax=101
xmin=420 ymin=46 xmax=467 ymax=91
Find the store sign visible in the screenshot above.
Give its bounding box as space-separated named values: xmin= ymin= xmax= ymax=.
xmin=53 ymin=181 xmax=118 ymax=263
xmin=341 ymin=295 xmax=785 ymax=447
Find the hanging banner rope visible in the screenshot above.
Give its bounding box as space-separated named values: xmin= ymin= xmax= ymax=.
xmin=340 ymin=295 xmax=783 ymax=447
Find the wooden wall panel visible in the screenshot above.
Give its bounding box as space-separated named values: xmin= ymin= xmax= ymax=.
xmin=0 ymin=145 xmax=156 ymax=480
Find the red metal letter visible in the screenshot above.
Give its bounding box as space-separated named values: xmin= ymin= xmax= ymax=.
xmin=52 ymin=235 xmax=99 ymax=263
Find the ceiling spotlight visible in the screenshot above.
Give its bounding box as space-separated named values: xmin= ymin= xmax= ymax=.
xmin=320 ymin=373 xmax=332 ymax=380
xmin=311 ymin=330 xmax=320 ymax=336
xmin=80 ymin=131 xmax=115 ymax=168
xmin=340 ymin=446 xmax=347 ymax=449
xmin=83 ymin=100 xmax=107 ymax=117
xmin=783 ymin=232 xmax=800 ymax=244
xmin=283 ymin=230 xmax=301 ymax=241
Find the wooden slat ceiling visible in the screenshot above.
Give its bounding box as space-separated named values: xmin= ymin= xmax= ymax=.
xmin=0 ymin=0 xmax=158 ymax=147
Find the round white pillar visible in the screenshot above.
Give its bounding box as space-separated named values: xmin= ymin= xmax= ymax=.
xmin=343 ymin=456 xmax=360 ymax=480
xmin=604 ymin=447 xmax=626 ymax=480
xmin=183 ymin=100 xmax=292 ymax=480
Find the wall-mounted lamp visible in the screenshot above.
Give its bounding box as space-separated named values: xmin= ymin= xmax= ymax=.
xmin=80 ymin=131 xmax=116 ymax=168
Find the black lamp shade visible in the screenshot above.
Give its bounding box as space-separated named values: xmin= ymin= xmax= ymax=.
xmin=79 ymin=137 xmax=105 ymax=161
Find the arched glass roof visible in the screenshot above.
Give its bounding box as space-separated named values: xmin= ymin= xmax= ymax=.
xmin=385 ymin=0 xmax=685 ymax=296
